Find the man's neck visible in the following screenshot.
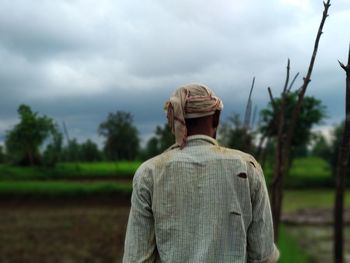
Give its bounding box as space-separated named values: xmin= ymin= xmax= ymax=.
xmin=186 ymin=129 xmax=214 ymax=138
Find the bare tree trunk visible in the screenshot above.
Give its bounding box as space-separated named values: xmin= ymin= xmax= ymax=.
xmin=269 ymin=0 xmax=331 ymax=241
xmin=270 ymin=59 xmax=290 ymax=240
xmin=334 ymin=44 xmax=350 ymax=263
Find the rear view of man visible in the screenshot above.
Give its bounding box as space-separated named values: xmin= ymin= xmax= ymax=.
xmin=123 ymin=84 xmax=279 ymax=263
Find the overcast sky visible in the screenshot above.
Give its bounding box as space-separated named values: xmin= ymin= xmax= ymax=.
xmin=0 ymin=0 xmax=349 ymax=147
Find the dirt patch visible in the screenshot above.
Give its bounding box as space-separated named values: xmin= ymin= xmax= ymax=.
xmin=282 ymin=208 xmax=350 ymax=225
xmin=0 ymin=199 xmax=130 ymax=263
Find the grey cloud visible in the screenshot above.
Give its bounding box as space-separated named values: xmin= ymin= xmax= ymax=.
xmin=0 ymin=0 xmax=349 ymax=147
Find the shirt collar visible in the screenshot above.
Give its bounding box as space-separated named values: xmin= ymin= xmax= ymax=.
xmin=186 ymin=134 xmax=219 ymax=146
xmin=166 ymin=134 xmax=218 ymax=151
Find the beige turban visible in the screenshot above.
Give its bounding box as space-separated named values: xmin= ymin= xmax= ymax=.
xmin=164 ymin=84 xmax=224 ymax=148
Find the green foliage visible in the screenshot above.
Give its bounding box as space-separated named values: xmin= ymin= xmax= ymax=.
xmin=310 ymin=132 xmax=332 ymax=161
xmin=60 ymin=139 xmax=102 ymax=162
xmin=56 ymin=161 xmax=139 ymax=178
xmin=80 ymin=139 xmax=102 ymax=162
xmin=5 ymin=104 xmax=58 ymax=166
xmin=43 ymin=124 xmax=63 ymax=167
xmin=142 ymin=124 xmax=174 ymax=159
xmin=278 ymin=225 xmax=310 ymax=263
xmin=98 ymin=111 xmax=139 ymax=161
xmin=310 ymin=122 xmax=349 ymax=176
xmin=0 ymin=146 xmax=4 ymax=163
xmin=61 ymin=138 xmax=81 ymax=162
xmin=260 ymin=92 xmax=326 ymax=157
xmin=0 ymin=161 xmax=140 ymax=180
xmin=218 ymin=113 xmax=255 ymax=154
xmin=328 ymin=122 xmax=344 ymax=172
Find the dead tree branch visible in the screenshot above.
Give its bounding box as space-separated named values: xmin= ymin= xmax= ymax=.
xmin=287 ymin=72 xmax=300 ymax=92
xmin=244 ymin=77 xmax=255 ymax=129
xmin=270 ymin=59 xmax=290 ymax=240
xmin=270 ymin=0 xmax=331 ymax=241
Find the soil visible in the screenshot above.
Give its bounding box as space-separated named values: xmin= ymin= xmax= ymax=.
xmin=1 ymin=199 xmax=349 ymax=263
xmin=0 ymin=198 xmax=130 ymax=263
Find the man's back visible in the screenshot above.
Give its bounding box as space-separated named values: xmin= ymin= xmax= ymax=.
xmin=123 ymin=135 xmax=278 ymax=263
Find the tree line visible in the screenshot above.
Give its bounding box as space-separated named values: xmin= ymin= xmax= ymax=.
xmin=0 ymin=92 xmax=345 ymax=170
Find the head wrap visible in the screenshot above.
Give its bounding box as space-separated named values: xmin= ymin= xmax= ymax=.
xmin=164 ymin=84 xmax=224 ymax=148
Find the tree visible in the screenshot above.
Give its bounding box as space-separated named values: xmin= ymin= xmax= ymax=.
xmin=328 ymin=122 xmax=345 ymax=172
xmin=5 ymin=104 xmax=57 ymax=166
xmin=155 ymin=124 xmax=174 ymax=152
xmin=43 ymin=124 xmax=63 ymax=166
xmin=0 ymin=145 xmax=4 ymax=163
xmin=219 ymin=114 xmax=255 ymax=154
xmin=265 ymin=0 xmax=330 ymax=240
xmin=260 ymin=92 xmax=326 ymax=159
xmin=143 ymin=124 xmax=174 ymax=159
xmin=98 ymin=111 xmax=139 ymax=161
xmin=80 ymin=139 xmax=101 ymax=162
xmin=61 ymin=138 xmax=81 ymax=162
xmin=334 ymin=44 xmax=350 ymax=263
xmin=310 ymin=132 xmax=332 ymax=161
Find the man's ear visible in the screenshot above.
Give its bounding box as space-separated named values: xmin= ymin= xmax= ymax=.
xmin=212 ymin=110 xmax=220 ymax=129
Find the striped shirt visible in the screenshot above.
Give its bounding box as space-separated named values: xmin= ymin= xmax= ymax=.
xmin=123 ymin=135 xmax=279 ymax=263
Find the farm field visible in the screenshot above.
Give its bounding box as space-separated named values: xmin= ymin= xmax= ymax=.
xmin=0 ymin=200 xmax=130 ymax=263
xmin=0 ymin=158 xmax=349 ymax=262
xmin=0 ymin=190 xmax=349 ymax=262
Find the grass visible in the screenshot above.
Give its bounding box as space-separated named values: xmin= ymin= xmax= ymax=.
xmin=0 ymin=161 xmax=141 ymax=180
xmin=289 ymin=157 xmax=331 ymax=178
xmin=0 ymin=181 xmax=132 ymax=198
xmin=263 ymin=157 xmax=342 ymax=188
xmin=264 ymin=157 xmax=331 ymax=178
xmin=278 ymin=224 xmax=310 ymax=263
xmin=283 ymin=189 xmax=350 ymax=212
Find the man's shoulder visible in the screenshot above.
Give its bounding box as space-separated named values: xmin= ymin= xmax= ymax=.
xmin=135 ymin=149 xmax=176 ymax=174
xmin=210 ymin=145 xmax=260 ymax=167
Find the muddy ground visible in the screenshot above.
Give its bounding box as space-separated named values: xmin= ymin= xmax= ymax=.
xmin=1 ymin=199 xmax=349 ymax=263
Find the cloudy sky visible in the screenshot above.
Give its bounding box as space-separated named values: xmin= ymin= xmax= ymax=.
xmin=0 ymin=0 xmax=349 ymax=147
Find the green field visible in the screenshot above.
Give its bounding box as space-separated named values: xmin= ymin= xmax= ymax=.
xmin=289 ymin=157 xmax=331 ymax=178
xmin=264 ymin=157 xmax=331 ymax=178
xmin=0 ymin=157 xmax=348 ymax=200
xmin=0 ymin=161 xmax=141 ymax=180
xmin=0 ymin=156 xmax=334 ymax=182
xmin=1 ymin=157 xmax=348 ymax=263
xmin=278 ymin=225 xmax=310 ymax=263
xmin=283 ymin=189 xmax=350 ymax=212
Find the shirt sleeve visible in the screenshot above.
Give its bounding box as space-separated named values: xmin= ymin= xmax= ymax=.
xmin=123 ymin=165 xmax=157 ymax=263
xmin=247 ymin=162 xmax=280 ymax=263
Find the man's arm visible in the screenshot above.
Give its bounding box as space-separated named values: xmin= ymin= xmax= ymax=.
xmin=247 ymin=162 xmax=280 ymax=263
xmin=123 ymin=166 xmax=157 ymax=263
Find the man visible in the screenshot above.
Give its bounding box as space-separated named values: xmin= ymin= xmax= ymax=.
xmin=123 ymin=84 xmax=279 ymax=263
